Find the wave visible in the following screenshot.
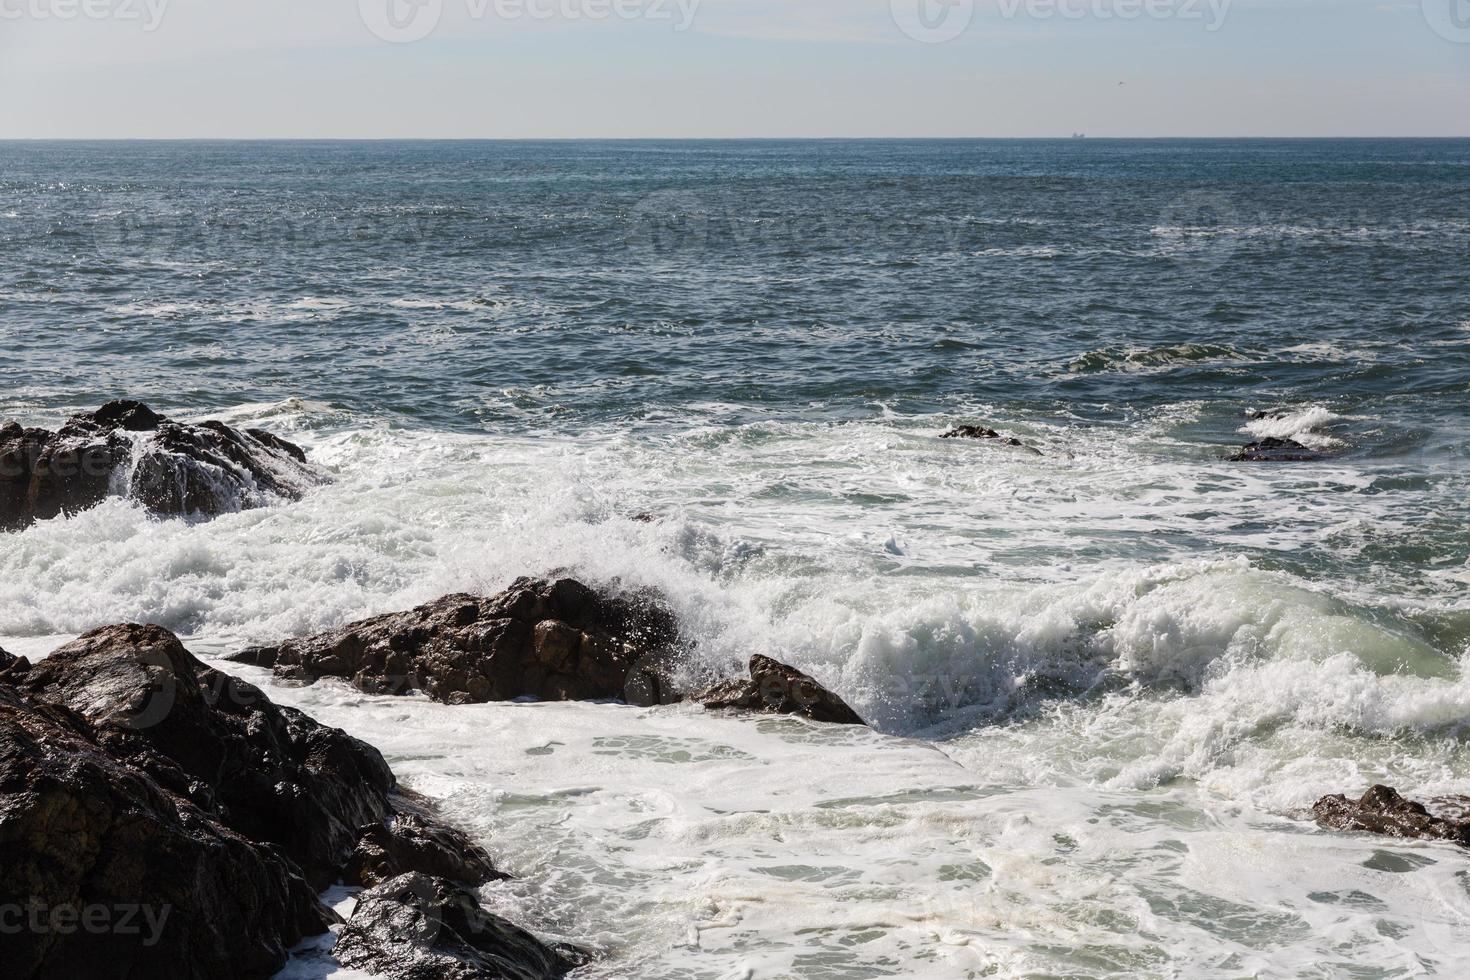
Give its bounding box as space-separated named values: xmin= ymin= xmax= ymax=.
xmin=1240 ymin=405 xmax=1346 ymax=450
xmin=1065 ymin=343 xmax=1252 ymax=374
xmin=0 ymin=416 xmax=1459 ymax=742
xmin=387 ymin=297 xmax=497 ymax=312
xmin=286 ymin=296 xmax=352 ymax=312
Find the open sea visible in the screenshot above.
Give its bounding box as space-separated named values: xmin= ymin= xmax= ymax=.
xmin=3 ymin=138 xmax=1470 ymax=978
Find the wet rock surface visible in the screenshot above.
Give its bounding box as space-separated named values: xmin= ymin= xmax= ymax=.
xmin=230 ymin=577 xmax=682 ymax=706
xmin=694 ymin=655 xmax=866 ymax=727
xmin=0 ymin=676 xmax=333 ymax=980
xmin=941 ymin=425 xmax=1006 ymax=441
xmin=941 ymin=425 xmax=1028 ymax=446
xmin=0 ymin=400 xmax=325 ymax=532
xmin=940 ymin=425 xmax=1041 ymax=455
xmin=1313 ymin=785 xmax=1470 ymax=847
xmin=1 ymin=624 xmax=547 ymax=979
xmin=18 ymin=624 xmax=397 ymax=890
xmin=333 ymin=872 xmax=588 ymax=980
xmin=346 ymin=791 xmax=506 ymax=888
xmin=1229 ymin=436 xmax=1326 ymax=462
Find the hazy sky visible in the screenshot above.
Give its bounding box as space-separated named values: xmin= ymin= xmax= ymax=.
xmin=1 ymin=0 xmax=1467 ymax=137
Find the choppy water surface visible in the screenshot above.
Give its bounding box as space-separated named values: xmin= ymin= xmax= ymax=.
xmin=3 ymin=139 xmax=1470 ymax=977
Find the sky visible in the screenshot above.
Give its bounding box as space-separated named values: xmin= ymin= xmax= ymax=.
xmin=0 ymin=0 xmax=1467 ymax=137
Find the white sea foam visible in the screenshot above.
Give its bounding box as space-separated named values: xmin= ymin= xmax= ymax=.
xmin=238 ymin=678 xmax=1470 ymax=980
xmin=287 ymin=297 xmax=352 ymax=312
xmin=386 ymin=297 xmax=492 ymax=312
xmin=1241 ymin=405 xmax=1346 ymax=449
xmin=2 ymin=405 xmax=1466 ymax=977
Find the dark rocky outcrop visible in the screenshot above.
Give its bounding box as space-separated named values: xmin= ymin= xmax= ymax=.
xmin=0 ymin=679 xmax=333 ymax=980
xmin=333 ymin=873 xmax=587 ymax=980
xmin=226 ymin=579 xmax=866 ymax=728
xmin=1229 ymin=437 xmax=1325 ymax=462
xmin=940 ymin=425 xmax=1041 ymax=455
xmin=2 ymin=624 xmax=540 ymax=979
xmin=1313 ymin=785 xmax=1470 ymax=847
xmin=942 ymin=425 xmax=1004 ymax=441
xmin=230 ymin=577 xmax=682 ymax=706
xmin=18 ymin=624 xmax=396 ymax=890
xmin=0 ymin=400 xmax=325 ymax=532
xmin=346 ymin=791 xmax=506 ymax=889
xmin=0 ymin=647 xmax=30 ymax=682
xmin=694 ymin=655 xmax=866 ymax=727
xmin=941 ymin=425 xmax=1026 ymax=447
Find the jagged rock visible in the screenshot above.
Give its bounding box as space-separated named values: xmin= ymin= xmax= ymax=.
xmin=0 ymin=681 xmax=333 ymax=979
xmin=0 ymin=647 xmax=27 ymax=682
xmin=2 ymin=625 xmax=556 ymax=978
xmin=0 ymin=400 xmax=326 ymax=532
xmin=694 ymin=655 xmax=866 ymax=727
xmin=621 ymin=648 xmax=692 ymax=709
xmin=940 ymin=425 xmax=1040 ymax=455
xmin=230 ymin=578 xmax=682 ymax=706
xmin=1313 ymin=785 xmax=1470 ymax=847
xmin=346 ymin=791 xmax=506 ymax=888
xmin=18 ymin=624 xmax=396 ymax=890
xmin=333 ymin=873 xmax=587 ymax=980
xmin=1229 ymin=437 xmax=1325 ymax=462
xmin=942 ymin=425 xmax=1001 ymax=441
xmin=941 ymin=425 xmax=1026 ymax=446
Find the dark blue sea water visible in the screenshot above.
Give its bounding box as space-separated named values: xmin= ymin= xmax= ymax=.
xmin=3 ymin=139 xmax=1467 ymax=433
xmin=5 ymin=140 xmax=1470 ymax=978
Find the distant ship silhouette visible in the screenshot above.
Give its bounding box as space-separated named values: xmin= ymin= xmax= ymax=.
xmin=1071 ymin=133 xmax=1086 ymax=139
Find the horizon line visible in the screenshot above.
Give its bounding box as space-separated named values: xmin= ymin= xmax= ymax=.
xmin=2 ymin=135 xmax=1469 ymax=142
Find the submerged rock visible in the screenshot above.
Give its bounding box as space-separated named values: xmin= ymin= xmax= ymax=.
xmin=333 ymin=873 xmax=588 ymax=980
xmin=694 ymin=655 xmax=866 ymax=727
xmin=1229 ymin=437 xmax=1325 ymax=462
xmin=941 ymin=425 xmax=1027 ymax=447
xmin=941 ymin=425 xmax=1004 ymax=441
xmin=1313 ymin=785 xmax=1470 ymax=847
xmin=940 ymin=425 xmax=1040 ymax=455
xmin=19 ymin=624 xmax=396 ymax=890
xmin=0 ymin=400 xmax=326 ymax=532
xmin=346 ymin=791 xmax=506 ymax=889
xmin=230 ymin=577 xmax=682 ymax=706
xmin=0 ymin=679 xmax=333 ymax=980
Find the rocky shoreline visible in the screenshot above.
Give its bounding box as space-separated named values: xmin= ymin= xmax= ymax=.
xmin=0 ymin=623 xmax=589 ymax=979
xmin=0 ymin=400 xmax=1334 ymax=540
xmin=226 ymin=575 xmax=867 ymax=726
xmin=0 ymin=573 xmax=866 ymax=978
xmin=9 ymin=570 xmax=1456 ymax=977
xmin=0 ymin=403 xmax=1454 ymax=978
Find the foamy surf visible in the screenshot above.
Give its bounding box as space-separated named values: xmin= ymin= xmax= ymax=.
xmin=3 ymin=399 xmax=1466 ymax=977
xmin=1241 ymin=405 xmax=1347 ymax=450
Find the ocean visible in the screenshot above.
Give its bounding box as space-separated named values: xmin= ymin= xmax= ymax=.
xmin=3 ymin=138 xmax=1470 ymax=977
